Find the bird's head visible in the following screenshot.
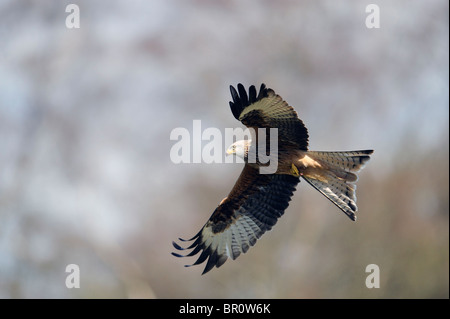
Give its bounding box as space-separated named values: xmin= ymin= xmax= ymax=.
xmin=226 ymin=139 xmax=251 ymax=160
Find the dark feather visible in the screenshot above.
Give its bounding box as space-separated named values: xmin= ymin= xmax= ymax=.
xmin=229 ymin=83 xmax=309 ymax=150
xmin=229 ymin=83 xmax=269 ymax=120
xmin=172 ymin=165 xmax=299 ymax=274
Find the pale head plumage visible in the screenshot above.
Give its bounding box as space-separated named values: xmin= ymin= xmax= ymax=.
xmin=226 ymin=139 xmax=251 ymax=160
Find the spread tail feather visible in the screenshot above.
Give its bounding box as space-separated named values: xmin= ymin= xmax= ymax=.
xmin=302 ymin=150 xmax=373 ymax=220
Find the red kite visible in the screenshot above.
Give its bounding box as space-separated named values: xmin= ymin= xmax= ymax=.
xmin=172 ymin=83 xmax=373 ymax=274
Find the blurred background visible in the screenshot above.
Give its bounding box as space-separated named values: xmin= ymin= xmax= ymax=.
xmin=0 ymin=0 xmax=448 ymax=298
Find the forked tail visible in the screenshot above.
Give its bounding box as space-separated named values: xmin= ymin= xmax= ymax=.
xmin=301 ymin=150 xmax=373 ymax=221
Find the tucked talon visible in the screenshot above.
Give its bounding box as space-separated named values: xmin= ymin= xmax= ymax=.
xmin=291 ymin=164 xmax=300 ymax=177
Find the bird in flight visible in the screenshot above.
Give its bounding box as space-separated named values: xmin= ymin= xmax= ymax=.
xmin=172 ymin=83 xmax=373 ymax=274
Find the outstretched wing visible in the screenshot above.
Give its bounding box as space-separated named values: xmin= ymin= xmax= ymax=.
xmin=229 ymin=83 xmax=309 ymax=150
xmin=172 ymin=165 xmax=299 ymax=274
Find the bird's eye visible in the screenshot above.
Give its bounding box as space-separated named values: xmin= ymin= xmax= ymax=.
xmin=232 ymin=145 xmax=236 ymax=149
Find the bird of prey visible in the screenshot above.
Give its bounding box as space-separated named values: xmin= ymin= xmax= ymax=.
xmin=172 ymin=83 xmax=373 ymax=274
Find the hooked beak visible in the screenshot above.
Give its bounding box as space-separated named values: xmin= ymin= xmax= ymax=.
xmin=226 ymin=148 xmax=234 ymax=155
